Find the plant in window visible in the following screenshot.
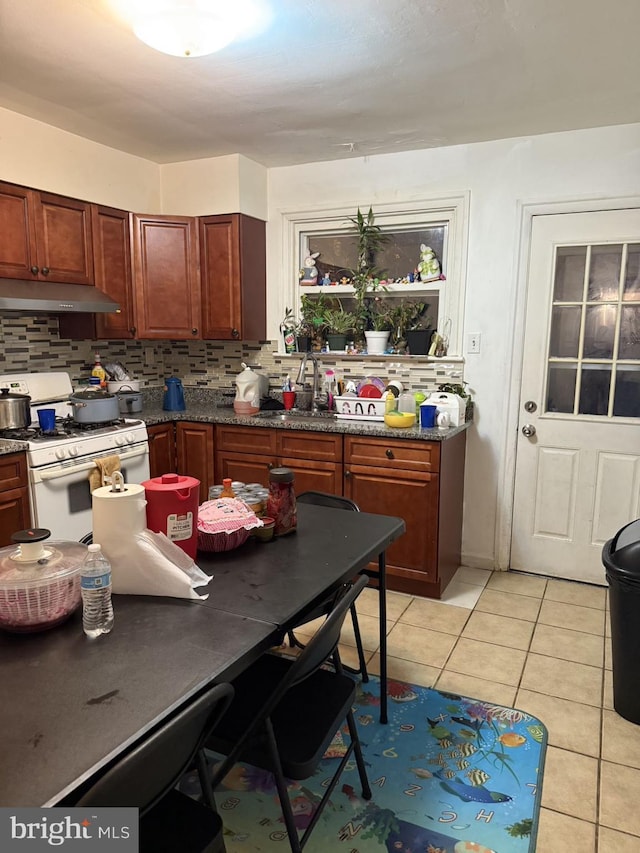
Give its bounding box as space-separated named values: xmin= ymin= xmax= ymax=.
xmin=321 ymin=301 xmax=357 ymax=335
xmin=348 ymin=207 xmax=389 ymax=339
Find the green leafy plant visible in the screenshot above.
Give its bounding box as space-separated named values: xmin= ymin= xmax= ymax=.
xmin=438 ymin=380 xmax=471 ymax=400
xmin=386 ymin=300 xmax=431 ymax=347
xmin=348 ymin=206 xmax=390 ymax=338
xmin=321 ymin=301 xmax=357 ymax=335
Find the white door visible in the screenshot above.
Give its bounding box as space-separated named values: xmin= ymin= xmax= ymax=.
xmin=511 ymin=210 xmax=640 ymax=584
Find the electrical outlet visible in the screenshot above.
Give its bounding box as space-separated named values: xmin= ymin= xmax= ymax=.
xmin=466 ymin=333 xmax=481 ymax=354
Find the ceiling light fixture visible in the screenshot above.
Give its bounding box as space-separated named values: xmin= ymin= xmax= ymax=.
xmin=132 ymin=2 xmax=239 ymax=58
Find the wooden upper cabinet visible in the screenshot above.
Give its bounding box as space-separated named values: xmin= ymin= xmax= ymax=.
xmin=199 ymin=213 xmax=266 ymax=340
xmin=132 ymin=214 xmax=200 ymax=339
xmin=0 ymin=182 xmax=93 ymax=284
xmin=93 ymin=206 xmax=135 ymax=339
xmin=58 ymin=204 xmax=135 ymax=340
xmin=0 ymin=183 xmax=38 ymax=279
xmin=34 ymin=193 xmax=94 ymax=284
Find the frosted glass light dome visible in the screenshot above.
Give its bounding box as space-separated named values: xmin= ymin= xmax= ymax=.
xmin=133 ymin=6 xmax=238 ymax=57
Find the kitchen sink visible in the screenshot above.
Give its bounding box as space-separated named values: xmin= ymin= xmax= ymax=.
xmin=253 ymin=410 xmax=337 ymax=422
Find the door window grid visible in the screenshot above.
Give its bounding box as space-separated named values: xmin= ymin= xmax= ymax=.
xmin=545 ymin=242 xmax=640 ymax=418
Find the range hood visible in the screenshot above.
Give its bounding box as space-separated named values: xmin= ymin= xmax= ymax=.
xmin=0 ymin=280 xmax=120 ymax=313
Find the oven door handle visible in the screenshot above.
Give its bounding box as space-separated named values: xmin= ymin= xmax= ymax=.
xmin=37 ymin=446 xmax=149 ymax=481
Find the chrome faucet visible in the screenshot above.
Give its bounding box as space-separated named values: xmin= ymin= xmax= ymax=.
xmin=295 ymin=352 xmax=327 ymax=412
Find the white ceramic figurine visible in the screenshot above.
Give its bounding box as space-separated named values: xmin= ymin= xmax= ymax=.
xmin=299 ymin=251 xmax=320 ymax=285
xmin=417 ymin=245 xmax=441 ymax=282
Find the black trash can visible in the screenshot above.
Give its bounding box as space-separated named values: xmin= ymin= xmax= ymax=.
xmin=602 ymin=519 xmax=640 ymax=724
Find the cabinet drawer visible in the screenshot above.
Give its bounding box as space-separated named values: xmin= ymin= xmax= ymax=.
xmin=277 ymin=430 xmax=342 ymax=463
xmin=344 ymin=436 xmax=439 ymax=473
xmin=216 ymin=425 xmax=277 ymax=456
xmin=0 ymin=453 xmax=28 ymax=491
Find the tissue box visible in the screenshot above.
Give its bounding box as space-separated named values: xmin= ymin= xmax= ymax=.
xmin=334 ymin=396 xmax=385 ymax=421
xmin=424 ymin=392 xmax=466 ymax=426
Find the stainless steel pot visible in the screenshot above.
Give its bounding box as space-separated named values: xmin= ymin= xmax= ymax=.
xmin=116 ymin=390 xmax=143 ymax=414
xmin=0 ymin=388 xmax=31 ymax=430
xmin=68 ymin=389 xmax=120 ymax=423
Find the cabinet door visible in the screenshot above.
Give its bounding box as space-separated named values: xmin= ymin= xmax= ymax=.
xmin=215 ymin=451 xmax=275 ymax=487
xmin=0 ymin=454 xmax=31 ymax=547
xmin=279 ymin=457 xmax=342 ymax=495
xmin=345 ymin=465 xmax=439 ymax=585
xmin=277 ymin=430 xmax=342 ymax=463
xmin=58 ymin=205 xmax=135 ymax=340
xmin=148 ymin=423 xmax=176 ymax=479
xmin=132 ymin=214 xmax=200 ymax=339
xmin=215 ymin=425 xmax=277 ymax=457
xmin=199 ymin=214 xmax=266 ymax=340
xmin=34 ymin=193 xmax=94 ymax=284
xmin=176 ymin=422 xmax=214 ymax=503
xmin=0 ymin=182 xmax=38 ymax=280
xmin=93 ymin=206 xmax=135 ymax=338
xmin=0 ymin=488 xmax=31 ymax=548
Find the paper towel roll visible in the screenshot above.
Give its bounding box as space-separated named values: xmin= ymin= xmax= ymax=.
xmin=91 ymin=481 xmax=209 ymax=600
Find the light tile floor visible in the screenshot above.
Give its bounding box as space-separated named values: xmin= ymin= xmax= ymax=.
xmin=293 ymin=567 xmax=635 ymax=852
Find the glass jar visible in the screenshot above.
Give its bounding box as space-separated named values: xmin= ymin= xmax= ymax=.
xmin=266 ymin=467 xmax=297 ymax=536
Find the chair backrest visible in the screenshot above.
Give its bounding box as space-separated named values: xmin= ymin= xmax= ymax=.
xmin=259 ymin=574 xmax=369 ymax=721
xmin=296 ymin=491 xmax=359 ymax=512
xmin=76 ymin=682 xmax=234 ymax=813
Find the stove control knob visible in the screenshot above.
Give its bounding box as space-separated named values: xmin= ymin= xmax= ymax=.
xmin=68 ymin=445 xmax=79 ymax=457
xmin=126 ymin=432 xmax=136 ymax=444
xmin=55 ymin=448 xmax=66 ymax=460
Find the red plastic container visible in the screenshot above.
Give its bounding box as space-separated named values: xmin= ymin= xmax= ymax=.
xmin=142 ymin=473 xmax=200 ymax=558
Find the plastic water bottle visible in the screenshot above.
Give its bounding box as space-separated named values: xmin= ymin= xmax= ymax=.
xmin=81 ymin=544 xmax=114 ymax=638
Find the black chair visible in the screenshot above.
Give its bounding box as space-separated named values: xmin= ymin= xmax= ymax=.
xmin=206 ymin=574 xmax=372 ymax=853
xmin=76 ymin=682 xmax=234 ymax=853
xmin=289 ymin=490 xmax=369 ymax=681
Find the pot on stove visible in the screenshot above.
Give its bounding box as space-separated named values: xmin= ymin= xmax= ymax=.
xmin=68 ymin=388 xmax=120 ymax=424
xmin=0 ymin=388 xmax=31 ymax=430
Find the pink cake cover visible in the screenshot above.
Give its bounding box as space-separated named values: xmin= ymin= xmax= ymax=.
xmin=197 ymin=498 xmax=263 ymax=535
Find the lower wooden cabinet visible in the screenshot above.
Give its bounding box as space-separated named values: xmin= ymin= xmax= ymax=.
xmin=153 ymin=419 xmax=466 ymax=599
xmin=147 ymin=422 xmax=214 ymax=504
xmin=214 ymin=425 xmax=342 ymax=495
xmin=0 ymin=453 xmax=31 ymax=547
xmin=344 ymin=432 xmax=466 ymax=598
xmin=176 ymin=423 xmax=214 ymax=504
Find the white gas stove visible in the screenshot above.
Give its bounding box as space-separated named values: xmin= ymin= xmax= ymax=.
xmin=0 ymin=372 xmax=150 ymax=540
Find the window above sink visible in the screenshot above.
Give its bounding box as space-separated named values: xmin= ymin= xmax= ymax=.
xmin=279 ymin=194 xmax=470 ymax=357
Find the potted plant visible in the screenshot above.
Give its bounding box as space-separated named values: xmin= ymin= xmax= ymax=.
xmin=386 ymin=300 xmax=432 ymax=354
xmin=348 ymin=207 xmax=389 ymax=342
xmin=403 ymin=301 xmax=434 ymax=355
xmin=296 ymin=293 xmax=326 ymax=352
xmin=364 ymin=297 xmax=394 ymax=354
xmin=321 ymin=301 xmax=357 ymax=352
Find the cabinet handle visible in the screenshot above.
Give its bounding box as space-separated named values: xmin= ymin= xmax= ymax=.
xmin=191 ymin=328 xmax=198 ymax=335
xmin=41 ymin=267 xmax=50 ymax=276
xmin=30 ymin=265 xmax=39 ymax=275
xmin=232 ymin=328 xmax=240 ymax=339
xmin=267 ymin=462 xmax=274 ymax=470
xmin=129 ymin=327 xmax=136 ymax=335
xmin=385 ymin=449 xmax=395 ymax=459
xmin=345 ymin=469 xmax=351 ymax=478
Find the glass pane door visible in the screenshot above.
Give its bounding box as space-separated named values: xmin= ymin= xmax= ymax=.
xmin=546 ymin=242 xmax=640 ymax=417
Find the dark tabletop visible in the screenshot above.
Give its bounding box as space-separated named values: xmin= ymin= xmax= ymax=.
xmin=0 ymin=504 xmax=405 ymax=808
xmin=196 ymin=504 xmax=405 ymax=625
xmin=0 ymin=597 xmax=276 ymax=807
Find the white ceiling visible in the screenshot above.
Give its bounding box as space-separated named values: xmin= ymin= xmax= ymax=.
xmin=1 ymin=0 xmax=639 ymax=168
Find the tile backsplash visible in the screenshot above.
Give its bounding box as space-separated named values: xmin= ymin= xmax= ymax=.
xmin=0 ymin=314 xmax=464 ymax=395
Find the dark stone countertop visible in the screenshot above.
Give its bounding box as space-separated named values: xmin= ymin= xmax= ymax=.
xmin=0 ymin=390 xmax=471 ymax=457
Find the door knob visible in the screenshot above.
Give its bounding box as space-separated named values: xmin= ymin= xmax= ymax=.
xmin=522 ymin=424 xmax=536 ymax=437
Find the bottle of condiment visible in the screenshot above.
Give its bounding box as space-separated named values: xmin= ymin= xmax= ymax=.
xmin=219 ymin=478 xmax=236 ymax=499
xmin=266 ymin=467 xmax=297 ymax=536
xmin=91 ymin=353 xmax=107 ymax=388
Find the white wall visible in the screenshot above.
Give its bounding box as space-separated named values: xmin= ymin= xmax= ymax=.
xmin=267 ymin=122 xmax=640 ymax=570
xmin=0 ymin=107 xmax=160 ymax=211
xmin=160 ymin=154 xmax=268 ymax=218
